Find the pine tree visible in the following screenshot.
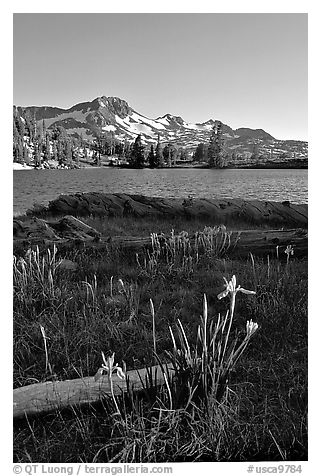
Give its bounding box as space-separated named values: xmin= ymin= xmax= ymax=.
xmin=195 ymin=143 xmax=206 ymax=162
xmin=115 ymin=141 xmax=124 ymax=158
xmin=163 ymin=143 xmax=177 ymax=167
xmin=83 ymin=144 xmax=88 ymax=159
xmin=163 ymin=145 xmax=169 ymax=166
xmin=52 ymin=141 xmax=58 ymax=162
xmin=34 ymin=141 xmax=42 ymax=167
xmin=147 ymin=144 xmax=156 ymax=168
xmin=72 ymin=144 xmax=79 ymax=167
xmin=207 ymin=120 xmax=225 ymax=168
xmin=130 ymin=134 xmax=145 ymax=168
xmin=32 ymin=111 xmax=37 ymax=144
xmin=42 ymin=119 xmax=46 ymax=141
xmin=65 ymin=140 xmax=72 ymax=167
xmin=13 ymin=144 xmax=17 ymax=163
xmin=110 ymin=133 xmax=115 ymax=156
xmin=13 ymin=107 xmax=25 ymax=138
xmin=251 ymin=143 xmax=259 ymax=162
xmin=92 ymin=136 xmax=101 ymax=166
xmin=23 ymin=145 xmax=29 ymax=164
xmin=13 ymin=108 xmax=26 ymax=164
xmin=171 ymin=145 xmax=178 ymax=166
xmin=24 ymin=110 xmax=34 ymax=141
xmin=13 ymin=117 xmax=20 ymax=143
xmin=155 ymin=135 xmax=164 ymax=167
xmin=57 ymin=139 xmax=65 ymax=166
xmin=121 ymin=140 xmax=131 ymax=160
xmin=13 ymin=142 xmax=23 ymax=164
xmin=43 ymin=134 xmax=51 ymax=162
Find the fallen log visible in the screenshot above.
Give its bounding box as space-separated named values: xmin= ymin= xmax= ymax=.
xmin=50 ymin=215 xmax=102 ymax=240
xmin=227 ymin=228 xmax=308 ymax=257
xmin=13 ymin=227 xmax=308 ymax=258
xmin=108 ymin=228 xmax=308 ymax=257
xmin=13 ymin=217 xmax=60 ymax=240
xmin=14 ymin=215 xmax=101 ymax=241
xmin=13 ymin=364 xmax=174 ymax=420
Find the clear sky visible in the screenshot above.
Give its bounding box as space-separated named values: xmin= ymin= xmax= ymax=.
xmin=13 ymin=13 xmax=307 ymax=140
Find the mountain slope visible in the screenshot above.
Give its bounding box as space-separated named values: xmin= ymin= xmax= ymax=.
xmin=19 ymin=96 xmax=308 ymax=160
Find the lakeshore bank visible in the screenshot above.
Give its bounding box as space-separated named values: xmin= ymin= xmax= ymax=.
xmin=13 ymin=162 xmax=308 ymax=171
xmin=22 ymin=192 xmax=307 ymax=228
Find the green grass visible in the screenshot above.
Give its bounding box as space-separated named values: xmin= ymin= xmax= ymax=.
xmin=13 ymin=216 xmax=307 ymax=463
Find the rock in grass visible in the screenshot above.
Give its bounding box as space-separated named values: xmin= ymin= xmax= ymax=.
xmin=13 ymin=217 xmax=60 ymax=240
xmin=58 ymin=259 xmax=78 ymax=272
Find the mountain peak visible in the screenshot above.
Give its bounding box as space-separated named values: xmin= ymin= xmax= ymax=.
xmin=157 ymin=114 xmax=185 ymax=126
xmin=89 ymin=96 xmax=132 ymax=120
xmin=17 ymin=95 xmax=307 ymax=160
xmin=203 ymin=119 xmax=215 ymax=125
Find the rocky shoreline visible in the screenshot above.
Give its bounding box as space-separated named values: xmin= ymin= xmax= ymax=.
xmin=13 ymin=161 xmax=308 ymax=171
xmin=24 ymin=192 xmax=308 ymax=228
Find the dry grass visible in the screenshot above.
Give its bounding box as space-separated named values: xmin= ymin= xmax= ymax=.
xmin=13 ymin=221 xmax=307 ymax=462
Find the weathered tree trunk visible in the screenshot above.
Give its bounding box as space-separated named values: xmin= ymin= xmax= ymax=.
xmin=226 ymin=228 xmax=307 ymax=257
xmin=13 ymin=364 xmax=174 ymax=420
xmin=13 ymin=217 xmax=60 ymax=240
xmin=108 ymin=228 xmax=307 ymax=256
xmin=13 ymin=225 xmax=308 ymax=258
xmin=50 ymin=215 xmax=101 ymax=240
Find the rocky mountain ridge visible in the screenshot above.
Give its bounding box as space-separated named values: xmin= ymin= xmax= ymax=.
xmin=17 ymin=96 xmax=308 ymax=161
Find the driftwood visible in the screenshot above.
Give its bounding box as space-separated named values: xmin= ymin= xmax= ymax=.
xmin=108 ymin=228 xmax=307 ymax=257
xmin=227 ymin=228 xmax=307 ymax=257
xmin=50 ymin=215 xmax=102 ymax=240
xmin=14 ymin=215 xmax=101 ymax=241
xmin=13 ymin=364 xmax=174 ymax=420
xmin=13 ymin=217 xmax=60 ymax=241
xmin=13 ymin=225 xmax=308 ymax=258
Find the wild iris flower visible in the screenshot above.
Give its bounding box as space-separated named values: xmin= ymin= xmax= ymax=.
xmin=246 ymin=319 xmax=259 ymax=336
xmin=217 ymin=275 xmax=256 ymax=300
xmin=284 ymin=244 xmax=294 ymax=256
xmin=94 ymin=352 xmax=126 ymax=382
xmin=217 ymin=275 xmax=257 ymax=345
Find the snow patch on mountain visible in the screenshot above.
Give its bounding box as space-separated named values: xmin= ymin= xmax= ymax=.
xmin=130 ymin=123 xmax=156 ymax=137
xmin=156 ymin=117 xmax=170 ymax=126
xmin=182 ymin=122 xmax=200 ymax=131
xmin=130 ymin=112 xmax=166 ymax=130
xmin=115 ymin=115 xmax=130 ymax=128
xmin=113 ymin=114 xmax=158 ymax=139
xmin=102 ymin=125 xmax=116 ymax=132
xmin=98 ymin=98 xmax=106 ymax=108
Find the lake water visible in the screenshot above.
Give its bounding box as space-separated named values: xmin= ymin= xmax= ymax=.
xmin=13 ymin=167 xmax=308 ymax=215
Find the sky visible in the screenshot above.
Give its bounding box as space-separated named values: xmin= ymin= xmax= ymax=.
xmin=13 ymin=13 xmax=308 ymax=140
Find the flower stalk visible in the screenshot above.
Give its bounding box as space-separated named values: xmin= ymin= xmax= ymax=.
xmin=94 ymin=352 xmax=126 ymax=414
xmin=217 ymin=275 xmax=256 ymax=358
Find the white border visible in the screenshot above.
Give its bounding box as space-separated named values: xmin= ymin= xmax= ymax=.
xmin=3 ymin=2 xmax=317 ymax=474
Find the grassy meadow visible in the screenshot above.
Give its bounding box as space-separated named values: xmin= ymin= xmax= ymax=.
xmin=13 ymin=215 xmax=308 ymax=463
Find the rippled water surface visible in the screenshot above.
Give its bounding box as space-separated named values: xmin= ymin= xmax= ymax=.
xmin=13 ymin=167 xmax=308 ymax=215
